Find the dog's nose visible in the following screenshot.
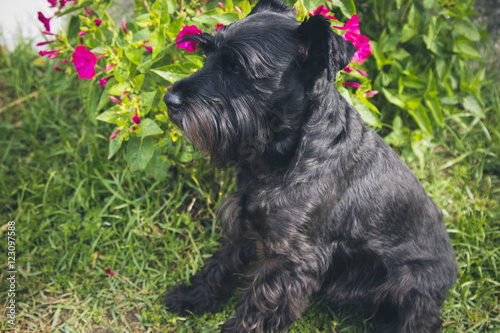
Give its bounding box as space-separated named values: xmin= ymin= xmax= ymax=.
xmin=164 ymin=91 xmax=184 ymax=112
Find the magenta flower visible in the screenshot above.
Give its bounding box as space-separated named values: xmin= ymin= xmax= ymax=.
xmin=176 ymin=25 xmax=203 ymax=52
xmin=78 ymin=30 xmax=87 ymax=36
xmin=48 ymin=52 xmax=60 ymax=59
xmin=106 ymin=63 xmax=114 ymax=71
xmin=39 ymin=48 xmax=60 ymax=57
xmin=132 ymin=109 xmax=141 ymax=124
xmin=54 ymin=65 xmax=66 ymax=72
xmin=216 ymin=23 xmax=224 ymax=32
xmin=105 ymin=268 xmax=117 ymax=275
xmin=42 ymin=31 xmax=58 ymax=36
xmin=344 ymin=66 xmax=352 ymax=73
xmin=342 ymin=82 xmax=361 ymax=88
xmin=36 ymin=40 xmax=54 ymax=46
xmin=309 ymin=5 xmax=336 ymax=20
xmin=38 ymin=12 xmax=52 ymax=31
xmin=109 ymin=131 xmax=120 ymax=140
xmin=334 ymin=15 xmax=371 ymax=65
xmin=122 ymin=21 xmax=128 ymax=34
xmin=354 ymin=67 xmax=368 ymax=77
xmin=141 ymin=44 xmax=153 ymax=51
xmin=351 ymin=35 xmax=371 ymax=64
xmin=48 ymin=0 xmax=57 ymax=7
xmin=131 ymin=125 xmax=137 ymax=130
xmin=72 ymin=45 xmax=97 ymax=80
xmin=110 ymin=96 xmax=122 ymax=104
xmin=84 ymin=8 xmax=94 ymax=17
xmin=99 ymin=76 xmax=113 ymax=89
xmin=60 ymin=0 xmax=68 ymax=7
xmin=61 ymin=59 xmax=68 ymax=63
xmin=95 ymin=19 xmax=102 ymax=26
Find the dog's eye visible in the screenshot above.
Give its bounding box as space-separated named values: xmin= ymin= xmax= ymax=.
xmin=230 ymin=62 xmax=242 ymax=74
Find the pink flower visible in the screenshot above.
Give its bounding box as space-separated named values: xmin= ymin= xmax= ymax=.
xmin=344 ymin=66 xmax=352 ymax=73
xmin=38 ymin=12 xmax=52 ymax=31
xmin=365 ymin=90 xmax=379 ymax=98
xmin=48 ymin=0 xmax=58 ymax=7
xmin=120 ymin=91 xmax=128 ymax=100
xmin=84 ymin=8 xmax=94 ymax=17
xmin=61 ymin=59 xmax=68 ymax=63
xmin=142 ymin=44 xmax=153 ymax=51
xmin=60 ymin=0 xmax=68 ymax=7
xmin=39 ymin=48 xmax=60 ymax=57
xmin=235 ymin=6 xmax=243 ymax=16
xmin=99 ymin=76 xmax=113 ymax=89
xmin=309 ymin=5 xmax=336 ymax=20
xmin=176 ymin=25 xmax=203 ymax=52
xmin=95 ymin=19 xmax=102 ymax=26
xmin=109 ymin=131 xmax=120 ymax=140
xmin=132 ymin=109 xmax=141 ymax=124
xmin=354 ymin=67 xmax=368 ymax=77
xmin=218 ymin=2 xmax=226 ymax=10
xmin=334 ymin=15 xmax=371 ymax=64
xmin=105 ymin=268 xmax=117 ymax=275
xmin=72 ymin=45 xmax=97 ymax=80
xmin=122 ymin=21 xmax=128 ymax=34
xmin=78 ymin=30 xmax=87 ymax=36
xmin=106 ymin=64 xmax=114 ymax=71
xmin=351 ymin=35 xmax=371 ymax=64
xmin=42 ymin=31 xmax=58 ymax=36
xmin=110 ymin=96 xmax=122 ymax=104
xmin=342 ymin=82 xmax=361 ymax=88
xmin=216 ymin=23 xmax=224 ymax=32
xmin=36 ymin=40 xmax=54 ymax=46
xmin=131 ymin=125 xmax=137 ymax=130
xmin=54 ymin=65 xmax=66 ymax=72
xmin=48 ymin=52 xmax=60 ymax=59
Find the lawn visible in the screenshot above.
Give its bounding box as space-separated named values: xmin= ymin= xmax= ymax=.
xmin=0 ymin=39 xmax=499 ymax=332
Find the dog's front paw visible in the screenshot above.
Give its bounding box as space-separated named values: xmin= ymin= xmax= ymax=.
xmin=164 ymin=283 xmax=220 ymax=315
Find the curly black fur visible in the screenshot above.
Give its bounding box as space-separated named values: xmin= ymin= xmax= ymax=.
xmin=163 ymin=1 xmax=457 ymax=332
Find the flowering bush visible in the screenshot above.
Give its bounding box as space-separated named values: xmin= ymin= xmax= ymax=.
xmin=36 ymin=0 xmax=380 ymax=180
xmin=38 ymin=0 xmax=486 ymax=178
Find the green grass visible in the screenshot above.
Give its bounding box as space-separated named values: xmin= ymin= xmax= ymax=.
xmin=0 ymin=41 xmax=499 ymax=332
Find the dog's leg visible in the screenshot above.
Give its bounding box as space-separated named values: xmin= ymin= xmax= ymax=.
xmin=374 ymin=261 xmax=453 ymax=333
xmin=164 ymin=240 xmax=254 ymax=315
xmin=221 ymin=243 xmax=325 ymax=333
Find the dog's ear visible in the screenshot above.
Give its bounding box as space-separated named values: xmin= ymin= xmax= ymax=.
xmin=250 ymin=0 xmax=296 ymax=18
xmin=297 ymin=15 xmax=356 ymax=80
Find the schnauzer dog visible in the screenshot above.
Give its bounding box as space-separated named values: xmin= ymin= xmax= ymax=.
xmin=163 ymin=0 xmax=457 ymax=332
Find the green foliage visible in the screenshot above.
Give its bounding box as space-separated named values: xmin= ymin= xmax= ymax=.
xmin=357 ymin=0 xmax=492 ymax=166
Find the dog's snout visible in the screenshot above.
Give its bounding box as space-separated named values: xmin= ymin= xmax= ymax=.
xmin=164 ymin=91 xmax=184 ymax=112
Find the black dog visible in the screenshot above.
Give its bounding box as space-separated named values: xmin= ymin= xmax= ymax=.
xmin=163 ymin=0 xmax=457 ymax=331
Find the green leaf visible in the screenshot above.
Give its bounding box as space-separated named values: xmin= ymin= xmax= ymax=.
xmin=145 ymin=146 xmax=170 ymax=181
xmin=96 ymin=106 xmax=121 ymax=123
xmin=108 ymin=130 xmax=125 ymax=159
xmin=463 ymin=95 xmax=485 ymax=118
xmin=125 ymin=47 xmax=143 ymax=65
xmin=353 ymin=100 xmax=381 ymax=128
xmin=114 ymin=58 xmax=130 ymax=84
xmin=134 ymin=74 xmax=145 ymax=90
xmin=454 ymin=17 xmax=480 ymax=41
xmin=382 ymin=88 xmax=406 ymax=109
xmin=191 ymin=11 xmax=240 ymax=25
xmin=108 ymin=82 xmax=130 ymax=96
xmin=424 ymin=95 xmax=444 ymax=127
xmin=152 ymin=65 xmax=190 ymax=83
xmin=138 ymin=119 xmax=164 ymax=137
xmin=140 ymin=91 xmax=156 ymax=115
xmin=408 ymin=105 xmax=432 ymax=135
xmin=454 ymin=42 xmax=482 ymax=60
xmin=127 ymin=136 xmax=155 ymax=171
xmin=330 ymin=0 xmax=356 ymax=18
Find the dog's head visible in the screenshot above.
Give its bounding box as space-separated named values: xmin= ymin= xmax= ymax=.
xmin=164 ymin=0 xmax=356 ymax=168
